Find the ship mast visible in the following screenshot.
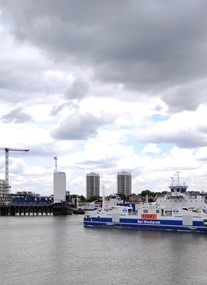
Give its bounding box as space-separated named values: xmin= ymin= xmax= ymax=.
xmin=102 ymin=184 xmax=105 ymax=210
xmin=175 ymin=170 xmax=181 ymax=185
xmin=169 ymin=170 xmax=188 ymax=195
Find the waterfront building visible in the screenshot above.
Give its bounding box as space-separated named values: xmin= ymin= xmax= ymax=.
xmin=117 ymin=171 xmax=131 ymax=196
xmin=86 ymin=172 xmax=100 ymax=199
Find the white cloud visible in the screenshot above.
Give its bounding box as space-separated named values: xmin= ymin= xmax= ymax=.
xmin=1 ymin=1 xmax=207 ymax=197
xmin=141 ymin=143 xmax=161 ymax=154
xmin=136 ymin=106 xmax=207 ymax=148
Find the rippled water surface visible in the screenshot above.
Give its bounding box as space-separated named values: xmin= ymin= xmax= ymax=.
xmin=0 ymin=215 xmax=207 ymax=285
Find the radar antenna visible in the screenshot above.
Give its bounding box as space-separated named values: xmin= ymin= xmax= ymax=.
xmin=174 ymin=170 xmax=181 ymax=185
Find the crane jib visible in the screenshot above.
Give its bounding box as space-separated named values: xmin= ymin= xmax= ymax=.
xmin=0 ymin=147 xmax=29 ymax=189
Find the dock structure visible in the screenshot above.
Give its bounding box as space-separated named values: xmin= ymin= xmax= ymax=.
xmin=0 ymin=156 xmax=74 ymax=216
xmin=0 ymin=193 xmax=73 ymax=216
xmin=0 ymin=204 xmax=53 ymax=216
xmin=0 ymin=203 xmax=73 ymax=216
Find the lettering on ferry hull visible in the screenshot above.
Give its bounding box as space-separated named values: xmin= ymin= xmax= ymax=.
xmin=138 ymin=220 xmax=161 ymax=224
xmin=141 ymin=213 xmax=157 ymax=219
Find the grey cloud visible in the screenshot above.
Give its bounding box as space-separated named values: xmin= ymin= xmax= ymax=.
xmin=64 ymin=79 xmax=89 ymax=100
xmin=1 ymin=0 xmax=207 ymax=110
xmin=50 ymin=103 xmax=67 ymax=116
xmin=0 ymin=60 xmax=66 ymax=104
xmin=1 ymin=107 xmax=33 ymax=123
xmin=51 ymin=112 xmax=114 ymax=140
xmin=162 ymin=80 xmax=207 ymax=113
xmin=50 ymin=79 xmax=89 ymax=116
xmin=50 ymin=101 xmax=79 ymax=116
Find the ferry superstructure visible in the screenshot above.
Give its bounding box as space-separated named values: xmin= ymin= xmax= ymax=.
xmin=83 ymin=172 xmax=207 ymax=233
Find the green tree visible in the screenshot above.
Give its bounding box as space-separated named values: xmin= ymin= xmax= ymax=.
xmin=117 ymin=193 xmax=127 ymax=202
xmin=86 ymin=195 xmax=100 ymax=202
xmin=140 ymin=190 xmax=156 ymax=202
xmin=140 ymin=190 xmax=154 ymax=197
xmin=79 ymin=195 xmax=86 ymax=202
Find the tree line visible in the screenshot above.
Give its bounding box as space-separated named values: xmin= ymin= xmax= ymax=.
xmin=71 ymin=190 xmax=168 ymax=202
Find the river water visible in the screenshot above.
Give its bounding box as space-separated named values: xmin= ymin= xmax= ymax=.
xmin=0 ymin=215 xmax=207 ymax=285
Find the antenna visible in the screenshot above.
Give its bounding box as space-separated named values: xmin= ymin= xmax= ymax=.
xmin=54 ymin=156 xmax=58 ymax=173
xmin=175 ymin=170 xmax=181 ymax=185
xmin=102 ymin=184 xmax=105 ymax=210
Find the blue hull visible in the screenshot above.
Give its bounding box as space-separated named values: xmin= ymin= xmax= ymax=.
xmin=83 ymin=217 xmax=207 ymax=233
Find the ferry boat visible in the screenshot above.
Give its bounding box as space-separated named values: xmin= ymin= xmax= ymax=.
xmin=83 ymin=172 xmax=207 ymax=233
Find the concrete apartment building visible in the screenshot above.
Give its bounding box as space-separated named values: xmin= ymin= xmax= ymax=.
xmin=86 ymin=172 xmax=100 ymax=199
xmin=117 ymin=171 xmax=131 ymax=196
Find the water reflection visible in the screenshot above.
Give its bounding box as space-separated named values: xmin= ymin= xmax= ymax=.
xmin=0 ymin=216 xmax=207 ymax=285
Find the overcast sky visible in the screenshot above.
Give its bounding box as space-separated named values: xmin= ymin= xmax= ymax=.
xmin=1 ymin=0 xmax=207 ymax=196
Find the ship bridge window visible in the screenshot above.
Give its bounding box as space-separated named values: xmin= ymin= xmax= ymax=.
xmin=203 ymin=219 xmax=207 ymax=227
xmin=192 ymin=209 xmax=199 ymax=213
xmin=143 ymin=209 xmax=148 ymax=213
xmin=165 ymin=210 xmax=172 ymax=216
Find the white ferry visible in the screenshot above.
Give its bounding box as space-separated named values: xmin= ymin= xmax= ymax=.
xmin=83 ymin=172 xmax=207 ymax=233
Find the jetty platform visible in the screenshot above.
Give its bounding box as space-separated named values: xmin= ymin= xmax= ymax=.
xmin=0 ymin=202 xmax=73 ymax=216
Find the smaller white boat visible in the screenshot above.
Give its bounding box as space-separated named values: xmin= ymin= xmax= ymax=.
xmin=84 ymin=194 xmax=132 ymax=215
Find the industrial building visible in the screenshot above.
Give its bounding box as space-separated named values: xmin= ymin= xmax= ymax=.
xmin=53 ymin=156 xmax=66 ymax=203
xmin=117 ymin=171 xmax=132 ymax=196
xmin=53 ymin=172 xmax=66 ymax=203
xmin=86 ymin=172 xmax=100 ymax=199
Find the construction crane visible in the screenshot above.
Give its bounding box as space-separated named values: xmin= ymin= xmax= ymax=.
xmin=0 ymin=147 xmax=29 ymax=189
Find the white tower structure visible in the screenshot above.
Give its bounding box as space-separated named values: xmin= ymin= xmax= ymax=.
xmin=53 ymin=157 xmax=66 ymax=203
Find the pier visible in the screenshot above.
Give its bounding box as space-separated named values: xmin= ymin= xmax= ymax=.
xmin=0 ymin=193 xmax=73 ymax=216
xmin=0 ymin=204 xmax=53 ymax=216
xmin=0 ymin=203 xmax=73 ymax=216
